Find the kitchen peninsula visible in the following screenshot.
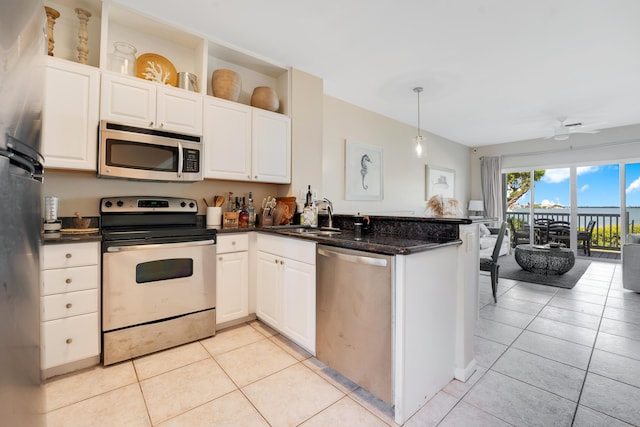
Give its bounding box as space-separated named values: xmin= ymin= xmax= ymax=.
xmin=256 ymin=214 xmax=476 ymax=424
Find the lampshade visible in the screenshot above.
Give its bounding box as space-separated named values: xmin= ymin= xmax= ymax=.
xmin=468 ymin=200 xmax=484 ymax=212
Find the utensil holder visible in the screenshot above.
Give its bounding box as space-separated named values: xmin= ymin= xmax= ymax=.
xmin=206 ymin=207 xmax=222 ymax=227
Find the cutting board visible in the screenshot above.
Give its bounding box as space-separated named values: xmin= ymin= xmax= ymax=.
xmin=61 ymin=228 xmax=99 ymax=234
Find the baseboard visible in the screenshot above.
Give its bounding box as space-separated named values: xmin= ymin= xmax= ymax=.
xmin=454 ymin=359 xmax=477 ymax=382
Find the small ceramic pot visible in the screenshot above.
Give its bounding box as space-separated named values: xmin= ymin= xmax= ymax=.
xmin=251 ymin=86 xmax=279 ymax=112
xmin=212 ymin=69 xmax=241 ymax=101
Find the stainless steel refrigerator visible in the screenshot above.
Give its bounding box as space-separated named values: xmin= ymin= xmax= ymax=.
xmin=0 ymin=0 xmax=46 ymax=425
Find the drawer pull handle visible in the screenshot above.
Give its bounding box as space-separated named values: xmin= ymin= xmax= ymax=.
xmin=219 ymin=257 xmax=223 ymax=261
xmin=232 ymin=241 xmax=236 ymax=245
xmin=65 ymin=278 xmax=72 ymax=284
xmin=66 ymin=303 xmax=72 ymax=309
xmin=66 ymin=338 xmax=73 ymax=344
xmin=65 ymin=253 xmax=72 ymax=259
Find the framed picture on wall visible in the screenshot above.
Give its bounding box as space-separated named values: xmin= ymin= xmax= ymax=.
xmin=345 ymin=140 xmax=383 ymax=200
xmin=426 ymin=165 xmax=455 ymax=200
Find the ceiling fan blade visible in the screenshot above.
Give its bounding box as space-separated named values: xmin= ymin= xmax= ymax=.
xmin=570 ymin=129 xmax=600 ymax=134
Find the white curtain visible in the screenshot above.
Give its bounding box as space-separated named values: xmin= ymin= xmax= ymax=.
xmin=481 ymin=156 xmax=503 ymax=220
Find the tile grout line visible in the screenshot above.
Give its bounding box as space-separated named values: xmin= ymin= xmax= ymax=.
xmin=435 ymin=278 xmax=559 ymax=426
xmin=569 ymin=265 xmax=614 ymax=426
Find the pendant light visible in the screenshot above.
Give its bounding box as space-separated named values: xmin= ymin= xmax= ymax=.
xmin=413 ymin=87 xmax=424 ymax=157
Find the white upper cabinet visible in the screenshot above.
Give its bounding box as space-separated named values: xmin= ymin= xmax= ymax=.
xmin=42 ymin=57 xmax=100 ymax=170
xmin=252 ymin=109 xmax=291 ymax=183
xmin=203 ymin=97 xmax=252 ymax=180
xmin=156 ymin=85 xmax=203 ymax=134
xmin=203 ymin=97 xmax=291 ymax=183
xmin=101 ymin=73 xmax=203 ymax=135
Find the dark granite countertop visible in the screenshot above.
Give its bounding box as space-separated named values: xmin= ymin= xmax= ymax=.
xmin=257 ymin=226 xmax=461 ymax=255
xmin=43 ymin=231 xmax=102 ymax=245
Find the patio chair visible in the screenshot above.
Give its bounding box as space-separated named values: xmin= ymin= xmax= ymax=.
xmin=577 ymin=220 xmax=596 ymax=256
xmin=480 ymin=221 xmax=507 ymax=303
xmin=534 ymin=218 xmax=551 ymax=244
xmin=508 ymin=217 xmax=529 ymax=247
xmin=548 ymin=221 xmax=571 ymax=247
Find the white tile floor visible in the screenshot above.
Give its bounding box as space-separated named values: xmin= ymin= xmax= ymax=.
xmin=45 ymin=260 xmax=640 ymax=426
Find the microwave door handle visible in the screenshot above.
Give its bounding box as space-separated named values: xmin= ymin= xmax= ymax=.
xmin=177 ymin=141 xmax=183 ymax=178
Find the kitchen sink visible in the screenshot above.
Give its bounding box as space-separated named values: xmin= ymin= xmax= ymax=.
xmin=280 ymin=227 xmax=342 ymax=237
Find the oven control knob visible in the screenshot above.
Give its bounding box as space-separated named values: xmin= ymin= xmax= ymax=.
xmin=180 ymin=201 xmax=186 ymax=208
xmin=117 ymin=200 xmax=124 ymax=207
xmin=189 ymin=202 xmax=195 ymax=208
xmin=105 ymin=201 xmax=112 ymax=208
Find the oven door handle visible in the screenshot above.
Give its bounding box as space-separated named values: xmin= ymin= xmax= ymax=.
xmin=177 ymin=141 xmax=183 ymax=178
xmin=106 ymin=239 xmax=215 ymax=252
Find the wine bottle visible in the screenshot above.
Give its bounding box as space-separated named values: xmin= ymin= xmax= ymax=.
xmin=305 ymin=185 xmax=313 ymax=207
xmin=247 ymin=192 xmax=256 ymax=226
xmin=239 ymin=197 xmax=249 ymax=228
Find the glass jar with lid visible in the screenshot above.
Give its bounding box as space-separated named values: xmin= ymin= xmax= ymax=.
xmin=110 ymin=42 xmax=137 ymax=76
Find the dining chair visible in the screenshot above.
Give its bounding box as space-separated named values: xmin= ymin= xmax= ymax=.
xmin=480 ymin=221 xmax=507 ymax=303
xmin=578 ymin=220 xmax=596 ymax=256
xmin=534 ymin=218 xmax=551 ymax=244
xmin=548 ymin=221 xmax=571 ymax=246
xmin=508 ymin=217 xmax=529 ymax=247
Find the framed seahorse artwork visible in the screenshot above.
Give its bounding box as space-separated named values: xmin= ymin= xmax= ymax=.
xmin=345 ymin=140 xmax=383 ymax=200
xmin=426 ymin=164 xmax=455 ymax=200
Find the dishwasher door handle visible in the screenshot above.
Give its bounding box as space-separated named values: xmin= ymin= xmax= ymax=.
xmin=317 ymin=247 xmax=388 ymax=267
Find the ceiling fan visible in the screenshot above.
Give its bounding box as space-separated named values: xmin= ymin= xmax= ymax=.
xmin=547 ymin=117 xmax=603 ymax=141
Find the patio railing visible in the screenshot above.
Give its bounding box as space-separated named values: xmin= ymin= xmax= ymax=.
xmin=505 ymin=211 xmax=633 ymax=251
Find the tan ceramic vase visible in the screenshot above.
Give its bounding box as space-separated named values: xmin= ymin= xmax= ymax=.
xmin=250 ymin=86 xmax=279 ymax=112
xmin=211 ymin=69 xmax=241 ymax=102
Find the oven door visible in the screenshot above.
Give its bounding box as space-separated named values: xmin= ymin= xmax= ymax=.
xmin=102 ymin=239 xmax=215 ymax=331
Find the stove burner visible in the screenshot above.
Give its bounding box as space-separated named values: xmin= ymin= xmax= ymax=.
xmin=100 ymin=196 xmax=216 ymax=244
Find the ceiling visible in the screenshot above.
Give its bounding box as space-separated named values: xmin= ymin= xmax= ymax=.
xmin=127 ymin=0 xmax=640 ymax=147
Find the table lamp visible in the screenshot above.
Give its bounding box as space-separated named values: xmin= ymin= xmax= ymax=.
xmin=468 ymin=200 xmax=484 ymax=219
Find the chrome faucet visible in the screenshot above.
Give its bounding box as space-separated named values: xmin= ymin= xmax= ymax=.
xmin=317 ymin=198 xmax=335 ymax=229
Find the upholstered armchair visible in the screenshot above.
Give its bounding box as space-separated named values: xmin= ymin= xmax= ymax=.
xmin=623 ymin=234 xmax=640 ymax=292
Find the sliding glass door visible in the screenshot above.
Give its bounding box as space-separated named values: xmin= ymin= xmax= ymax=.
xmin=505 ymin=163 xmax=625 ymax=257
xmin=625 ymin=163 xmax=640 ymax=237
xmin=577 ymin=164 xmax=620 ymax=255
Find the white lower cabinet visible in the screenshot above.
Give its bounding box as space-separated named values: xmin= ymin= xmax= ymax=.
xmin=216 ymin=234 xmax=249 ymax=325
xmin=256 ymin=234 xmax=316 ymax=353
xmin=41 ymin=242 xmax=100 ymax=373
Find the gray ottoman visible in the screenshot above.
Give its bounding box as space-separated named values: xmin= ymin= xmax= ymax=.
xmin=514 ymin=244 xmax=575 ymax=275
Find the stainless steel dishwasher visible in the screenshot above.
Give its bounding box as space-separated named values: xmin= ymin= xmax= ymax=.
xmin=316 ymin=245 xmax=393 ymax=404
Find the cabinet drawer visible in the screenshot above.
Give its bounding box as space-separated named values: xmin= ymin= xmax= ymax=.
xmin=42 ymin=265 xmax=98 ymax=295
xmin=42 ymin=289 xmax=98 ymax=321
xmin=217 ymin=233 xmax=249 ymax=254
xmin=257 ymin=233 xmax=316 ymax=265
xmin=41 ymin=312 xmax=99 ymax=369
xmin=43 ymin=242 xmax=99 ymax=269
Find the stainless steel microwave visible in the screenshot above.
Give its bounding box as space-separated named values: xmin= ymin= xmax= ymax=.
xmin=98 ymin=121 xmax=203 ymax=182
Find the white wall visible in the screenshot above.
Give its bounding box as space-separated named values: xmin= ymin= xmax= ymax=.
xmin=322 ymin=95 xmax=471 ymax=216
xmin=470 ymin=123 xmax=640 ymax=198
xmin=43 ymin=170 xmax=282 ymax=217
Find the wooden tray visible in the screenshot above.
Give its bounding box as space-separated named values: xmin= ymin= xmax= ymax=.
xmin=136 ymin=53 xmax=178 ymax=86
xmin=61 ymin=228 xmax=99 ymax=234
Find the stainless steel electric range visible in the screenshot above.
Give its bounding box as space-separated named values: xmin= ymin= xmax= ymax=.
xmin=100 ymin=196 xmax=216 ymax=365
